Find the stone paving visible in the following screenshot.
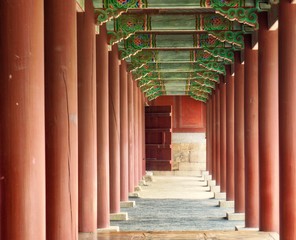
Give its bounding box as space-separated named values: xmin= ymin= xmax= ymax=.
xmin=115 ymin=175 xmax=243 ymax=231
xmin=79 ymin=174 xmax=279 ymax=240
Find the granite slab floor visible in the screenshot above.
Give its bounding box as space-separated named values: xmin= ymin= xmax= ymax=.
xmin=92 ymin=231 xmax=278 ymax=240
xmin=79 ymin=175 xmax=279 ymax=240
xmin=114 ymin=175 xmax=243 ymax=231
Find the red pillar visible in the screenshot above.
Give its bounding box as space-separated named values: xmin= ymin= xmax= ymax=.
xmin=258 ymin=13 xmax=279 ymax=232
xmin=234 ymin=52 xmax=245 ymax=213
xmin=0 ymin=1 xmax=45 ymax=239
xmin=96 ymin=24 xmax=110 ymax=228
xmin=142 ymin=95 xmax=147 ymax=176
xmin=279 ymin=2 xmax=296 ymax=238
xmin=206 ymin=99 xmax=210 ymax=173
xmin=220 ymin=82 xmax=227 ymax=193
xmin=244 ymin=35 xmax=259 ymax=228
xmin=45 ymin=0 xmax=78 ymax=239
xmin=226 ymin=66 xmax=235 ymax=201
xmin=212 ymin=93 xmax=217 ymax=181
xmin=139 ymin=90 xmax=143 ymax=181
xmin=215 ymin=88 xmax=221 ymax=186
xmin=134 ymin=82 xmax=139 ymax=187
xmin=120 ymin=61 xmax=129 ymax=202
xmin=77 ymin=0 xmax=97 ymax=232
xmin=207 ymin=98 xmax=213 ymax=174
xmin=109 ymin=45 xmax=121 ymax=213
xmin=128 ymin=74 xmax=135 ymax=193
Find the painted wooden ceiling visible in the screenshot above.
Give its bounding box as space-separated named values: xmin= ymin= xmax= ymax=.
xmin=84 ymin=0 xmax=276 ymax=102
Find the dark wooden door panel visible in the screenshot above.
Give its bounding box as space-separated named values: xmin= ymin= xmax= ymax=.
xmin=145 ymin=106 xmax=172 ymax=171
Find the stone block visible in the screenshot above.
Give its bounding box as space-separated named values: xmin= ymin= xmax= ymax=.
xmin=214 ymin=192 xmax=226 ymax=199
xmin=96 ymin=226 xmax=119 ymax=233
xmin=269 ymin=232 xmax=280 ymax=240
xmin=210 ymin=185 xmax=220 ymax=193
xmin=143 ymin=175 xmax=154 ymax=182
xmin=120 ymin=201 xmax=135 ymax=208
xmin=79 ymin=232 xmax=96 ymax=240
xmin=204 ymin=175 xmax=212 ymax=180
xmin=139 ymin=180 xmax=148 ymax=186
xmin=219 ymin=200 xmax=234 ymax=208
xmin=207 ymin=180 xmax=216 ymax=187
xmin=110 ymin=212 xmax=128 ymax=221
xmin=235 ymin=226 xmax=259 ymax=231
xmin=226 ymin=212 xmax=245 ymax=221
xmin=128 ymin=192 xmax=140 ymax=198
xmin=202 ymin=170 xmax=209 ymax=176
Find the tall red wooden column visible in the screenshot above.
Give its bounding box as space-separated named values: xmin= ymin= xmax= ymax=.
xmin=134 ymin=82 xmax=139 ymax=187
xmin=139 ymin=90 xmax=144 ymax=181
xmin=77 ymin=0 xmax=97 ymax=232
xmin=96 ymin=24 xmax=110 ymax=228
xmin=258 ymin=13 xmax=279 ymax=232
xmin=244 ymin=35 xmax=259 ymax=228
xmin=206 ymin=99 xmax=210 ymax=173
xmin=128 ymin=74 xmax=135 ymax=193
xmin=207 ymin=98 xmax=213 ymax=174
xmin=212 ymin=93 xmax=217 ymax=181
xmin=226 ymin=66 xmax=235 ymax=201
xmin=234 ymin=52 xmax=245 ymax=213
xmin=215 ymin=88 xmax=221 ymax=186
xmin=109 ymin=45 xmax=121 ymax=214
xmin=220 ymin=82 xmax=227 ymax=193
xmin=120 ymin=61 xmax=129 ymax=202
xmin=142 ymin=95 xmax=147 ymax=176
xmin=45 ymin=0 xmax=78 ymax=239
xmin=0 ymin=1 xmax=46 ymax=239
xmin=279 ymin=1 xmax=296 ymax=238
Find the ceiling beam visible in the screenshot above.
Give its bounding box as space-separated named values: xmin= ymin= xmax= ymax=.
xmin=126 ymin=8 xmax=216 ymax=15
xmin=143 ymin=47 xmax=233 ymax=51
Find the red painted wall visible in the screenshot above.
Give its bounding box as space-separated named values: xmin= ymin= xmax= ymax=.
xmin=150 ymin=96 xmax=206 ymax=133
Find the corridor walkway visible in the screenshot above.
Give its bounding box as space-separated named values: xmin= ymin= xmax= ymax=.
xmin=90 ymin=174 xmax=278 ymax=239
xmin=115 ymin=175 xmax=241 ymax=231
xmin=78 ymin=174 xmax=279 ymax=239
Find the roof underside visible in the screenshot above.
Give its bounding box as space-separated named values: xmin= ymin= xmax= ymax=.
xmin=84 ymin=0 xmax=277 ymax=102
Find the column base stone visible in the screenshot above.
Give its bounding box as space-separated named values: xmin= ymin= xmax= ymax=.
xmin=97 ymin=226 xmax=119 ymax=233
xmin=214 ymin=192 xmax=226 ymax=199
xmin=210 ymin=185 xmax=220 ymax=193
xmin=139 ymin=180 xmax=148 ymax=186
xmin=235 ymin=226 xmax=259 ymax=231
xmin=219 ymin=200 xmax=234 ymax=208
xmin=207 ymin=180 xmax=216 ymax=187
xmin=134 ymin=186 xmax=142 ymax=192
xmin=128 ymin=192 xmax=140 ymax=198
xmin=226 ymin=212 xmax=245 ymax=221
xmin=79 ymin=232 xmax=96 ymax=240
xmin=120 ymin=201 xmax=136 ymax=208
xmin=204 ymin=175 xmax=212 ymax=181
xmin=269 ymin=232 xmax=280 ymax=240
xmin=110 ymin=212 xmax=128 ymax=221
xmin=144 ymin=172 xmax=154 ymax=182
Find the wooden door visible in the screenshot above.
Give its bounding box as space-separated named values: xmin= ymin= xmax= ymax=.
xmin=145 ymin=106 xmax=172 ymax=171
